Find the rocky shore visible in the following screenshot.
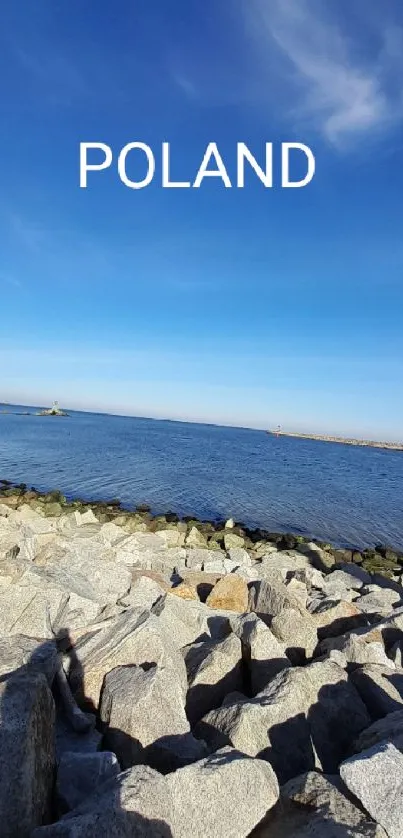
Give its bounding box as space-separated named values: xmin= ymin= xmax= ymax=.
xmin=1 ymin=481 xmax=403 ymax=835
xmin=267 ymin=430 xmax=403 ymax=451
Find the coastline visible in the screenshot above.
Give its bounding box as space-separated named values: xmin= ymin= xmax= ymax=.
xmin=1 ymin=479 xmax=402 ymax=578
xmin=267 ymin=430 xmax=403 ymax=451
xmin=1 ymin=474 xmax=403 ymax=834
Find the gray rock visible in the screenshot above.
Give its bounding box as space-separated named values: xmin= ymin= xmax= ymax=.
xmin=185 ymin=548 xmax=221 ymax=570
xmin=323 ymin=569 xmax=365 ymax=595
xmin=0 ymin=672 xmax=55 ymax=836
xmin=184 ymin=633 xmax=243 ymax=726
xmin=154 ymin=594 xmax=231 ymax=649
xmin=186 ymin=527 xmax=208 ymax=548
xmin=65 ymin=607 xmax=188 ymax=710
xmin=56 ymin=751 xmax=120 ymax=814
xmin=0 ymin=634 xmax=59 ymax=683
xmin=223 ymin=532 xmax=244 ymax=551
xmin=100 ymin=663 xmax=205 ymax=772
xmin=354 ymin=589 xmax=401 ymax=616
xmin=350 ymin=663 xmax=403 ymax=719
xmin=167 ymin=746 xmax=279 ymax=838
xmin=271 ymin=607 xmax=318 ymax=663
xmin=335 ymin=563 xmax=372 ymax=585
xmin=0 ymin=582 xmax=68 ymax=638
xmin=32 ymin=764 xmax=174 ymax=836
xmin=340 ymin=742 xmax=403 ymax=838
xmin=195 ymin=660 xmax=369 ymax=783
xmin=121 ymin=576 xmax=166 ymax=611
xmin=227 ymin=548 xmax=253 ymax=567
xmin=248 ymin=578 xmax=306 ymax=625
xmin=230 ymin=612 xmax=290 ymax=694
xmin=353 ymin=709 xmax=403 ymax=754
xmin=285 ymin=577 xmax=308 ymax=608
xmin=317 ymin=634 xmax=393 ymax=668
xmin=253 ymin=770 xmax=387 ymax=837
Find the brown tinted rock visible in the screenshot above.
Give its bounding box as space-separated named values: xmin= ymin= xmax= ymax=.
xmin=206 ymin=575 xmax=248 ymax=613
xmin=170 ymin=582 xmax=199 ymax=601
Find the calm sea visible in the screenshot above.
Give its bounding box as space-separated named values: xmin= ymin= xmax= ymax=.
xmin=0 ymin=406 xmax=402 ymax=549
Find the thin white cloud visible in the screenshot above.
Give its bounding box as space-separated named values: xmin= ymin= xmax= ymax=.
xmin=244 ymin=0 xmax=403 ymax=147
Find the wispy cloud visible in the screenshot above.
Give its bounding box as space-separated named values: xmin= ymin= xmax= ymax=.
xmin=244 ymin=0 xmax=403 ymax=147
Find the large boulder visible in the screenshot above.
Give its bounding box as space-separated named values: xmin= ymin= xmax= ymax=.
xmin=0 ymin=634 xmax=59 ymax=683
xmin=184 ymin=633 xmax=243 ymax=726
xmin=205 ymin=575 xmax=248 ymax=613
xmin=317 ymin=633 xmax=393 ymax=668
xmin=32 ymin=764 xmax=175 ymax=836
xmin=352 ymin=709 xmax=403 ymax=754
xmin=100 ymin=663 xmax=205 ymax=772
xmin=350 ymin=663 xmax=403 ymax=719
xmin=271 ymin=607 xmax=318 ymax=663
xmin=195 ymin=660 xmax=369 ymax=783
xmin=56 ymin=751 xmax=120 ymax=814
xmin=248 ymin=578 xmax=306 ymax=625
xmin=154 ymin=595 xmax=231 ymax=649
xmin=230 ymin=613 xmax=290 ymax=694
xmin=252 ymin=770 xmax=387 ymax=837
xmin=340 ymin=742 xmax=403 ymax=838
xmin=167 ymin=746 xmax=279 ymax=838
xmin=64 ymin=608 xmax=188 ymax=710
xmin=0 ymin=671 xmax=55 ymax=836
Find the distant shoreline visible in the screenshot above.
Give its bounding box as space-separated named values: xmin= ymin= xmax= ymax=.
xmin=267 ymin=430 xmax=403 ymax=452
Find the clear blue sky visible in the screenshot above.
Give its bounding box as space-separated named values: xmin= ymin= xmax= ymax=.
xmin=1 ymin=0 xmax=402 ymax=439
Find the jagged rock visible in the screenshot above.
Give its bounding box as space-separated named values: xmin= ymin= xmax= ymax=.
xmin=195 ymin=660 xmax=369 ymax=783
xmin=322 ymin=569 xmax=365 ymax=597
xmin=317 ymin=634 xmax=393 ymax=668
xmin=203 ymin=557 xmax=241 ymax=574
xmin=205 ymin=575 xmax=248 ymax=613
xmin=354 ymin=588 xmax=401 ymax=616
xmin=0 ymin=582 xmax=68 ymax=637
xmin=257 ymin=551 xmax=314 ymax=579
xmin=335 ymin=562 xmax=372 ymax=584
xmin=298 ymin=542 xmax=336 ymax=572
xmin=227 ymin=547 xmax=253 ymax=567
xmin=313 ymin=599 xmax=369 ymax=640
xmin=285 ymin=577 xmax=308 ymax=607
xmin=350 ymin=663 xmax=403 ymax=719
xmin=185 ymin=548 xmax=221 ymax=570
xmin=224 ymin=532 xmax=244 ymax=551
xmin=167 ymin=747 xmax=279 ymax=838
xmin=0 ymin=672 xmax=55 ymax=836
xmin=231 ymin=612 xmax=290 ymax=693
xmin=64 ymin=607 xmax=188 ymax=709
xmin=184 ymin=633 xmax=243 ymax=726
xmin=0 ymin=634 xmax=59 ymax=683
xmin=154 ymin=594 xmax=231 ymax=649
xmin=248 ymin=578 xmax=306 ymax=625
xmin=121 ymin=575 xmax=166 ymax=610
xmin=271 ymin=607 xmax=318 ymax=663
xmin=22 ymin=551 xmax=132 ymax=606
xmin=100 ymin=663 xmax=205 ymax=772
xmin=56 ymin=751 xmax=120 ymax=814
xmin=186 ymin=527 xmax=208 ymax=548
xmin=352 ymin=709 xmax=403 ymax=754
xmin=253 ymin=770 xmax=387 ymax=837
xmin=340 ymin=742 xmax=403 ymax=838
xmin=32 ymin=764 xmax=174 ymax=836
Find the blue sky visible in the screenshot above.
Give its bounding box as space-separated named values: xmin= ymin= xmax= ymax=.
xmin=1 ymin=0 xmax=402 ymax=439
